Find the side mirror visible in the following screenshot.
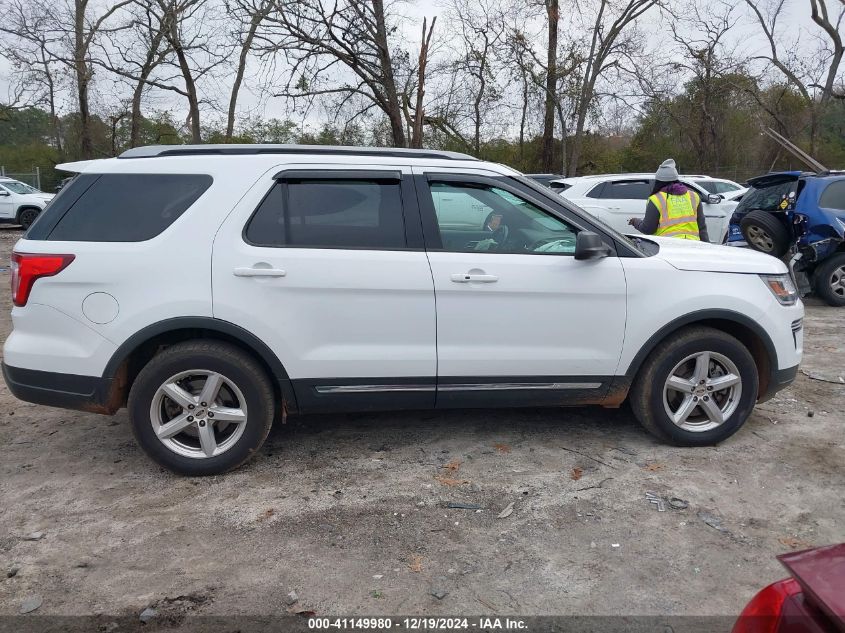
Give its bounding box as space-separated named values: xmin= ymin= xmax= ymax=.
xmin=0 ymin=190 xmax=9 ymax=197
xmin=707 ymin=193 xmax=723 ymax=204
xmin=574 ymin=231 xmax=612 ymax=261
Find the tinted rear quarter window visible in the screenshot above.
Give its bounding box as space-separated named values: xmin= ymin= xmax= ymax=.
xmin=245 ymin=179 xmax=405 ymax=249
xmin=819 ymin=180 xmax=845 ymax=211
xmin=33 ymin=174 xmax=212 ymax=242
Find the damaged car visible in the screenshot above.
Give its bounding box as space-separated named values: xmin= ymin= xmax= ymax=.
xmin=731 ymin=171 xmax=845 ymax=307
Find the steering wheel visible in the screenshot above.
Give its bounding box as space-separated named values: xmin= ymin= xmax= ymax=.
xmin=465 ymin=224 xmax=509 ymax=251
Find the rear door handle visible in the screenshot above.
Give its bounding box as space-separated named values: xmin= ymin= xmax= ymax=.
xmin=234 ymin=266 xmax=287 ymax=277
xmin=450 ymin=273 xmax=498 ymax=283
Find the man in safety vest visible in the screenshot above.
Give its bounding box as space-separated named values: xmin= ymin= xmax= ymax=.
xmin=628 ymin=159 xmax=709 ymax=241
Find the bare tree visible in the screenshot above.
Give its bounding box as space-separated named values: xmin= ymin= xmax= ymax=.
xmin=433 ymin=0 xmax=506 ymax=155
xmin=225 ymin=0 xmax=274 ymax=139
xmin=409 ymin=16 xmax=436 ymax=148
xmin=1 ymin=0 xmax=132 ymax=157
xmin=541 ymin=0 xmax=558 ymax=171
xmin=0 ymin=2 xmax=66 ymax=150
xmin=744 ymin=0 xmax=845 ymax=153
xmin=567 ymin=0 xmax=659 ymax=175
xmin=267 ymin=0 xmax=409 ymax=146
xmin=94 ymin=0 xmax=172 ymax=147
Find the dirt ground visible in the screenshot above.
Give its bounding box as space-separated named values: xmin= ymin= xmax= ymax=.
xmin=1 ymin=224 xmax=843 ymax=625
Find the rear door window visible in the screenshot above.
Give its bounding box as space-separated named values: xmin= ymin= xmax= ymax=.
xmin=245 ymin=179 xmax=406 ymax=249
xmin=33 ymin=174 xmax=212 ymax=242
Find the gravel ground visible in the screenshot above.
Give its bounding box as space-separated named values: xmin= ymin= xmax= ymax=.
xmin=0 ymin=225 xmax=843 ymax=625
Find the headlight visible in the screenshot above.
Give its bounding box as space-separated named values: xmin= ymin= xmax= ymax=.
xmin=760 ymin=274 xmax=798 ymax=306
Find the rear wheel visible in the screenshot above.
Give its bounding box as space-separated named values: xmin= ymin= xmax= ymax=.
xmin=630 ymin=326 xmax=758 ymax=446
xmin=813 ymin=252 xmax=845 ymax=307
xmin=128 ymin=340 xmax=275 ymax=475
xmin=740 ymin=210 xmax=790 ymax=257
xmin=18 ymin=207 xmax=40 ymax=230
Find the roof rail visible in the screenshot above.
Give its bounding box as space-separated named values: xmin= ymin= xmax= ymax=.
xmin=118 ymin=144 xmax=479 ymax=161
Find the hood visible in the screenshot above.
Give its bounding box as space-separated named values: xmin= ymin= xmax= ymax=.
xmin=639 ymin=235 xmax=788 ymax=274
xmin=21 ymin=192 xmax=54 ymax=202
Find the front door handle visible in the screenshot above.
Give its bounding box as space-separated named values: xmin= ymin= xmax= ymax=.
xmin=450 ymin=273 xmax=498 ymax=283
xmin=234 ymin=266 xmax=287 ymax=278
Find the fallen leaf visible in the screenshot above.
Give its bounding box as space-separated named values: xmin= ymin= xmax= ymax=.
xmin=570 ymin=467 xmax=583 ymax=481
xmin=497 ymin=502 xmax=515 ymax=519
xmin=434 ymin=474 xmax=470 ymax=487
xmin=494 ymin=443 xmax=511 ymax=454
xmin=408 ymin=554 xmax=424 ymax=573
xmin=644 ymin=463 xmax=664 ymax=472
xmin=441 ymin=459 xmax=462 ymax=472
xmin=779 ymin=536 xmax=811 ymax=549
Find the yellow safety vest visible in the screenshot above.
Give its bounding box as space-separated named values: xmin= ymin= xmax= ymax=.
xmin=649 ymin=190 xmax=701 ymax=240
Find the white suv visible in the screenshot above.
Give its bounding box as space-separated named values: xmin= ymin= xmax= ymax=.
xmin=0 ymin=177 xmax=55 ymax=229
xmin=3 ymin=146 xmax=803 ymax=475
xmin=553 ymin=174 xmax=737 ymax=243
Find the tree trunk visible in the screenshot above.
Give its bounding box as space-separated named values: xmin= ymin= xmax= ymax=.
xmin=541 ymin=0 xmax=558 ymax=171
xmin=519 ymin=73 xmax=528 ymax=163
xmin=372 ymin=0 xmax=406 ymax=147
xmin=171 ymin=37 xmax=201 ymax=142
xmin=75 ymin=0 xmax=93 ymax=158
xmin=411 ymin=17 xmax=436 ymax=149
xmin=227 ymin=3 xmax=269 ymax=139
xmin=473 ymin=40 xmax=488 ymax=155
xmin=130 ymin=80 xmax=145 ymax=148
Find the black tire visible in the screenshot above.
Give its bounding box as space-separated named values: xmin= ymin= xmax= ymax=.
xmin=128 ymin=340 xmax=275 ymax=475
xmin=740 ymin=210 xmax=790 ymax=257
xmin=813 ymin=252 xmax=845 ymax=307
xmin=18 ymin=207 xmax=40 ymax=230
xmin=629 ymin=326 xmax=759 ymax=446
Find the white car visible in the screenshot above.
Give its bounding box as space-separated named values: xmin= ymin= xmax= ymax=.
xmin=0 ymin=177 xmax=55 ymax=229
xmin=690 ymin=177 xmax=746 ymax=197
xmin=2 ymin=146 xmax=803 ymax=475
xmin=554 ymin=174 xmax=737 ymax=243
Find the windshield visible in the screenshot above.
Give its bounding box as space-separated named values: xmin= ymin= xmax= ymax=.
xmin=735 ymin=180 xmax=796 ymax=214
xmin=1 ymin=180 xmax=39 ymax=194
xmin=694 ymin=180 xmax=740 ymax=194
xmin=512 ymin=174 xmax=645 ymax=255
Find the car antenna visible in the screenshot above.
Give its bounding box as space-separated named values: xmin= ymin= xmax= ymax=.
xmin=762 ymin=127 xmax=829 ymax=175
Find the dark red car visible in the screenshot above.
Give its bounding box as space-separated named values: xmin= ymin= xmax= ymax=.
xmin=733 ymin=543 xmax=845 ymax=633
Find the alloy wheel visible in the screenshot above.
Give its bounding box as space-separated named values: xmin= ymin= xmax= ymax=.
xmin=746 ymin=226 xmax=773 ymax=252
xmin=149 ymin=370 xmax=248 ymax=459
xmin=662 ymin=351 xmax=742 ymax=432
xmin=830 ymin=265 xmax=845 ymax=298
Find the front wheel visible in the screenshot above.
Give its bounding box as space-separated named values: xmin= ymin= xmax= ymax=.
xmin=630 ymin=326 xmax=759 ymax=446
xmin=128 ymin=340 xmax=275 ymax=475
xmin=813 ymin=253 xmax=845 ymax=307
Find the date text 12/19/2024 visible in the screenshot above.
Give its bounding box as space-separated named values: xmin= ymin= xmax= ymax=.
xmin=308 ymin=617 xmax=528 ymax=630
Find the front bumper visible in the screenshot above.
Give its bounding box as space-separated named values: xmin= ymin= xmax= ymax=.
xmin=759 ymin=364 xmax=799 ymax=403
xmin=2 ymin=362 xmax=118 ymax=414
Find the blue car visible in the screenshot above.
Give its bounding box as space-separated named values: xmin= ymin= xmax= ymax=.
xmin=729 ymin=171 xmax=845 ymax=306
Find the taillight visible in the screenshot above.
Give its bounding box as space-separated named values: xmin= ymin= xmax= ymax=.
xmin=732 ymin=577 xmax=802 ymax=633
xmin=10 ymin=252 xmax=75 ymax=307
